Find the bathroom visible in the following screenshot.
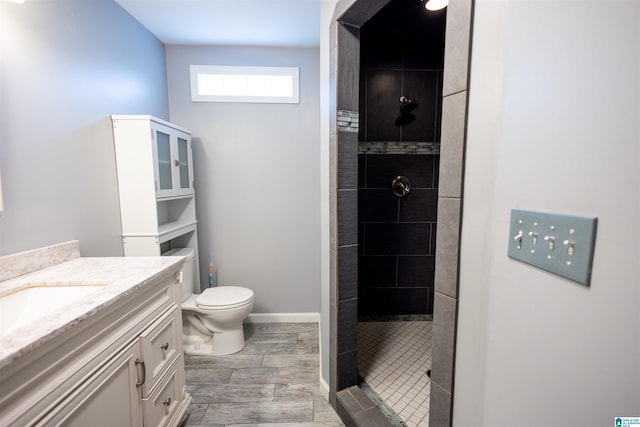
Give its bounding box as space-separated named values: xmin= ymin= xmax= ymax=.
xmin=3 ymin=1 xmax=640 ymax=427
xmin=0 ymin=0 xmax=326 ymax=424
xmin=2 ymin=0 xmax=449 ymax=424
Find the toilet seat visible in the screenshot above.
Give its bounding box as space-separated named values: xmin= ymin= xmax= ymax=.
xmin=196 ymin=286 xmax=254 ymax=310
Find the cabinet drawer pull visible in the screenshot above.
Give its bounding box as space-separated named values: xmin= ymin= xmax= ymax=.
xmin=160 ymin=342 xmax=169 ymax=351
xmin=135 ymin=358 xmax=146 ymax=387
xmin=163 ymin=397 xmax=172 ymax=407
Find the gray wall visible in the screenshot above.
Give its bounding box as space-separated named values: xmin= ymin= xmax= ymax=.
xmin=0 ymin=0 xmax=169 ymax=256
xmin=454 ymin=1 xmax=640 ymax=425
xmin=165 ymin=46 xmax=321 ymax=314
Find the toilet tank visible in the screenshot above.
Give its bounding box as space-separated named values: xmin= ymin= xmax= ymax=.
xmin=163 ymin=248 xmax=194 ymax=302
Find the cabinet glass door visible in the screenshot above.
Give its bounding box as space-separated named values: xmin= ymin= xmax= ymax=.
xmin=156 ymin=131 xmax=172 ymax=190
xmin=177 ymin=137 xmax=190 ymax=189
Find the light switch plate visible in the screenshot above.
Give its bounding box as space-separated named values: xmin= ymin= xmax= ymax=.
xmin=507 ymin=209 xmax=597 ymax=286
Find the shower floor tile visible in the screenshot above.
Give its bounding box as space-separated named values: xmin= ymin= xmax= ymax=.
xmin=358 ymin=321 xmax=432 ymax=427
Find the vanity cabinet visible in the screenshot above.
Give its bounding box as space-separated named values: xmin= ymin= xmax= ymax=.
xmin=0 ymin=266 xmax=191 ymax=427
xmin=111 ymin=116 xmax=200 ymax=277
xmin=37 ymin=340 xmax=144 ymax=427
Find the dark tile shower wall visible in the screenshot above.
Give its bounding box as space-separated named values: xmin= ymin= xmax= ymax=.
xmin=358 ymin=154 xmax=438 ymax=315
xmin=357 ymin=1 xmax=444 ymax=316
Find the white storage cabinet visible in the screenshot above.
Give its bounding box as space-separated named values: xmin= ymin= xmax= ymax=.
xmin=111 ymin=116 xmax=200 ymax=272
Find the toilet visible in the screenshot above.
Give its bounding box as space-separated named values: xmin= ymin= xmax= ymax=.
xmin=164 ymin=248 xmax=254 ymax=356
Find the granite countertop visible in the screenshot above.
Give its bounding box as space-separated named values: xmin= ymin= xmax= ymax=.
xmin=0 ymin=242 xmax=184 ymax=369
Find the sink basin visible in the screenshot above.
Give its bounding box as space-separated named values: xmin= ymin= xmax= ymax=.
xmin=0 ymin=283 xmax=107 ymax=336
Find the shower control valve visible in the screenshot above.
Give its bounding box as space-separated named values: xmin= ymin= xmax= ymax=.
xmin=392 ymin=176 xmax=411 ymax=198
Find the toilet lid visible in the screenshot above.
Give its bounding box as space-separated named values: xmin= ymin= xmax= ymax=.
xmin=196 ymin=286 xmax=254 ymax=309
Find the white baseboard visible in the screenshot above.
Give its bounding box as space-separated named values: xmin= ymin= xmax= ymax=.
xmin=247 ymin=312 xmax=320 ymax=323
xmin=319 ymin=376 xmax=330 ymax=401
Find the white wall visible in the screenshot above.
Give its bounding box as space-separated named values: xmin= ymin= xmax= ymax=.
xmin=0 ymin=0 xmax=169 ymax=256
xmin=165 ymin=46 xmax=321 ymax=314
xmin=454 ymin=1 xmax=640 ymax=426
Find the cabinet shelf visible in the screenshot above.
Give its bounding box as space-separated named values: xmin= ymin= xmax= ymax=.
xmin=158 ymin=220 xmax=197 ymax=243
xmin=157 ymin=193 xmax=194 ymax=202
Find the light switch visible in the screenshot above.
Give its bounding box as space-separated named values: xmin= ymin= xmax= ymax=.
xmin=507 ymin=209 xmax=597 ymax=286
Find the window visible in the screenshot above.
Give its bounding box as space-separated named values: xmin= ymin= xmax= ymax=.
xmin=190 ymin=65 xmax=299 ymax=104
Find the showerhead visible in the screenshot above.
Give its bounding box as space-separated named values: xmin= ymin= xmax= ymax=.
xmin=399 ymin=96 xmax=418 ymax=114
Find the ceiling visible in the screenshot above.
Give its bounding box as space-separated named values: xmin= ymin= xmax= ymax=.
xmin=362 ymin=0 xmax=446 ymax=47
xmin=114 ymin=0 xmax=321 ymax=47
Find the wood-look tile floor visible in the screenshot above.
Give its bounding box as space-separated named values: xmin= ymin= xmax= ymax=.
xmin=182 ymin=322 xmax=345 ymax=427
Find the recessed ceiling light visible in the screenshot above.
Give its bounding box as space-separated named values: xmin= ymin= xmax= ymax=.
xmin=425 ymin=0 xmax=448 ymax=11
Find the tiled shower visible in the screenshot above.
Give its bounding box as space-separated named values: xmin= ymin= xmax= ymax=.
xmin=355 ymin=1 xmax=446 ymax=425
xmin=332 ymin=0 xmax=473 ymax=424
xmin=357 ymin=0 xmax=445 ymax=317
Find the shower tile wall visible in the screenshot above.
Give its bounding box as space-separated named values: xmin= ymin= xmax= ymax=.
xmin=357 ymin=4 xmax=444 ymax=316
xmin=358 ymin=154 xmax=438 ymax=315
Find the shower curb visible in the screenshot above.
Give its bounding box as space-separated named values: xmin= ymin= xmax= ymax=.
xmin=336 ymin=385 xmax=402 ymax=427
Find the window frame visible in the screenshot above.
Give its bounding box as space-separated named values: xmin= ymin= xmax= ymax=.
xmin=189 ymin=65 xmax=300 ymax=104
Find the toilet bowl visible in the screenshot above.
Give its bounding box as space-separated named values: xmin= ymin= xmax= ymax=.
xmin=164 ymin=248 xmax=254 ymax=356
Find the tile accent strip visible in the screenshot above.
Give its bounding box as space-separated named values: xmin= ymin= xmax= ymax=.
xmin=338 ymin=110 xmax=360 ymax=133
xmin=359 ymin=141 xmax=440 ymax=155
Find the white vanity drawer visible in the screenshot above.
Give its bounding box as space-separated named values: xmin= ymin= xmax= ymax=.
xmin=139 ymin=306 xmax=180 ymax=395
xmin=142 ymin=358 xmax=183 ymax=427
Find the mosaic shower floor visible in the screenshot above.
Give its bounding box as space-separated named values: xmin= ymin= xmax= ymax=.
xmin=358 ymin=321 xmax=432 ymax=427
